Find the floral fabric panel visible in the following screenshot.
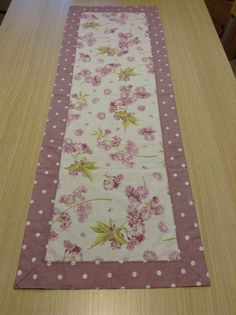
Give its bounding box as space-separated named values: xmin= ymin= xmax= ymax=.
xmin=45 ymin=12 xmax=180 ymax=262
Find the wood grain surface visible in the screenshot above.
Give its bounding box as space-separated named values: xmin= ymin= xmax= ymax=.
xmin=0 ymin=0 xmax=236 ymax=314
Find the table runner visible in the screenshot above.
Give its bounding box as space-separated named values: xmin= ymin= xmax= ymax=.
xmin=15 ymin=6 xmax=209 ymax=289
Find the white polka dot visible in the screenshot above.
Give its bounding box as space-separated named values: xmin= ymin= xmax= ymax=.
xmin=194 ymin=222 xmax=198 ymax=227
xmin=171 ymin=283 xmax=176 ymax=288
xmin=145 ymin=285 xmax=151 ymax=289
xmin=206 ymin=272 xmax=210 ymax=278
xmin=107 ymin=272 xmax=112 ymax=278
xmin=47 ymin=154 xmax=52 ymax=158
xmin=165 ymin=126 xmax=170 ymax=130
xmin=71 ymin=260 xmax=76 ymax=266
xmin=53 ymin=180 xmax=58 ymax=184
xmin=132 ymin=271 xmax=137 ymax=278
xmin=170 ymin=157 xmax=174 ymax=160
xmin=173 ymin=173 xmax=178 ymax=177
xmin=162 ymin=101 xmax=166 ymax=104
xmin=168 ymin=140 xmax=172 ymax=144
xmin=196 ymin=281 xmax=202 ymax=286
xmin=34 ymin=180 xmax=37 ymax=184
xmin=32 ymin=257 xmax=37 ymax=262
xmin=57 ymin=100 xmax=62 ymax=103
xmin=50 ymin=140 xmax=54 ymax=143
xmin=164 ymin=113 xmax=168 ymax=117
xmin=176 ymin=133 xmax=179 ymax=137
xmin=185 ymin=235 xmax=190 ymax=240
xmin=178 ymin=148 xmax=182 ymax=152
xmin=199 ymin=246 xmax=204 ymax=251
xmin=173 ymin=119 xmax=177 ymax=123
xmin=181 ymin=268 xmax=186 ymax=274
xmin=38 ymin=210 xmax=43 ymax=215
xmin=55 ymin=112 xmax=59 ymax=115
xmin=120 ymin=286 xmax=125 ymax=289
xmin=56 ymin=162 xmax=60 ymax=166
xmin=32 ymin=274 xmax=38 ymax=280
xmin=53 ymin=125 xmax=56 ymax=129
xmin=47 ymin=261 xmax=52 ymax=266
xmin=58 ymin=274 xmax=63 ymax=280
xmin=82 ymin=273 xmax=88 ymax=279
xmin=176 ymin=192 xmax=181 ymax=196
xmin=181 ymin=212 xmax=185 ymax=217
xmin=30 ymin=200 xmax=34 ymax=204
xmin=181 ymin=163 xmax=186 ymax=168
xmin=44 ymin=171 xmax=49 ymax=174
xmin=156 ymin=270 xmax=162 ymax=276
xmin=41 ymin=190 xmax=46 ymax=194
xmin=190 ymin=260 xmax=196 ymax=266
xmin=17 ymin=270 xmax=22 ymax=276
xmin=185 ymin=181 xmax=189 ymax=186
xmin=119 ymin=260 xmax=124 ymax=264
xmin=26 ymin=221 xmax=30 ymax=226
xmin=35 ymin=232 xmax=40 ymax=238
xmin=189 ymin=201 xmax=194 ymax=206
xmin=22 ymin=244 xmax=27 ymax=250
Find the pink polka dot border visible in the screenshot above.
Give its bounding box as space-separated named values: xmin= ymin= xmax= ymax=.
xmin=15 ymin=6 xmax=210 ymax=290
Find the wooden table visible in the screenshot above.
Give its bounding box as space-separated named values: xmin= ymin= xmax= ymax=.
xmin=0 ymin=0 xmax=236 ymax=314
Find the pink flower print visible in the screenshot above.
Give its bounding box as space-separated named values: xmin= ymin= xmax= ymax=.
xmin=153 ymin=172 xmax=163 ymax=181
xmin=168 ymin=250 xmax=181 ymax=261
xmin=67 ymin=113 xmax=80 ymax=125
xmin=111 ymin=135 xmax=121 ymax=147
xmin=76 ymin=102 xmax=88 ymax=111
xmin=74 ymin=128 xmax=84 ymax=136
xmin=159 ymin=221 xmax=169 ymax=233
xmin=59 ymin=194 xmax=75 ymax=205
xmin=75 ymin=69 xmax=92 ymax=81
xmin=143 ymin=250 xmax=158 ymax=261
xmin=138 ymin=127 xmax=156 ymax=141
xmin=50 ymin=230 xmax=58 ymax=241
xmin=103 ymin=174 xmax=124 ymax=190
xmin=127 ymin=205 xmax=140 ymax=227
xmin=123 ymin=158 xmax=135 ymax=168
xmin=73 ymin=186 xmax=87 ymax=198
xmin=104 ymin=88 xmax=111 ymax=95
xmin=92 ymin=97 xmax=99 ymax=104
xmin=91 ymin=75 xmax=102 ymax=87
xmin=59 ymin=211 xmax=72 ymax=229
xmin=104 ymin=27 xmax=117 ymax=34
xmin=76 ymin=41 xmax=84 ymax=49
xmin=105 ymin=128 xmax=111 ymax=135
xmin=98 ymin=140 xmax=112 ymax=151
xmin=79 ymin=53 xmax=91 ymax=62
xmin=125 ymin=185 xmax=149 ymax=204
xmin=146 ymin=60 xmax=155 ymax=74
xmin=109 ymin=101 xmax=118 ymax=113
xmin=97 ymin=112 xmax=106 ymax=120
xmin=110 ymin=152 xmax=125 ymax=161
xmin=135 ymin=86 xmax=151 ymax=99
xmin=137 ymin=105 xmax=146 ymax=111
xmin=150 ymin=197 xmax=164 ymax=215
xmin=127 ymin=56 xmax=135 ymax=62
xmin=63 ymin=240 xmax=82 ymax=261
xmin=97 ymin=58 xmax=104 ymax=63
xmin=63 ymin=138 xmax=79 ymax=153
xmin=139 ymin=206 xmax=151 ymax=221
xmin=76 ymin=200 xmax=92 ymax=223
xmin=81 ymin=143 xmax=93 ymax=154
xmin=125 ymin=140 xmax=139 ymax=155
xmin=127 ymin=234 xmax=144 ymax=251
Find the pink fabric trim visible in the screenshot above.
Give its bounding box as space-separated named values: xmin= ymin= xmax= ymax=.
xmin=15 ymin=6 xmax=210 ymax=289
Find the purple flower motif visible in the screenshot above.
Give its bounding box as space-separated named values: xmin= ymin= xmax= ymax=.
xmin=153 ymin=172 xmax=163 ymax=181
xmin=135 ymin=86 xmax=151 ymax=99
xmin=79 ymin=53 xmax=91 ymax=62
xmin=50 ymin=230 xmax=58 ymax=241
xmin=67 ymin=113 xmax=80 ymax=125
xmin=150 ymin=197 xmax=164 ymax=215
xmin=159 ymin=221 xmax=169 ymax=233
xmin=63 ymin=138 xmax=79 ymax=153
xmin=137 ymin=105 xmax=146 ymax=111
xmin=98 ymin=140 xmax=112 ymax=151
xmin=76 ymin=200 xmax=92 ymax=223
xmin=103 ymin=174 xmax=124 ymax=190
xmin=92 ymin=75 xmax=102 ymax=87
xmin=74 ymin=128 xmax=84 ymax=136
xmin=104 ymin=88 xmax=111 ymax=95
xmin=125 ymin=185 xmax=149 ymax=204
xmin=168 ymin=250 xmax=181 ymax=261
xmin=143 ymin=250 xmax=158 ymax=261
xmin=139 ymin=206 xmax=151 ymax=221
xmin=97 ymin=112 xmax=106 ymax=120
xmin=138 ymin=127 xmax=156 ymax=141
xmin=63 ymin=240 xmax=82 ymax=261
xmin=125 ymin=140 xmax=139 ymax=155
xmin=111 ymin=135 xmax=121 ymax=147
